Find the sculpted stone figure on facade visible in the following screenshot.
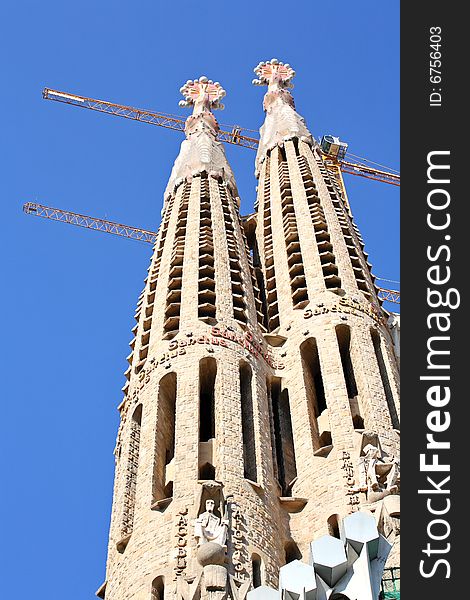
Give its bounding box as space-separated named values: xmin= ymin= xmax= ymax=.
xmin=358 ymin=443 xmax=400 ymax=499
xmin=191 ymin=485 xmax=233 ymax=599
xmin=195 ymin=499 xmax=229 ymax=548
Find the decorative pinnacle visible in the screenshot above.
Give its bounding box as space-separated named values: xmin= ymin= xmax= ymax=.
xmin=252 ymin=58 xmax=295 ymax=90
xmin=178 ymin=76 xmax=226 ymax=113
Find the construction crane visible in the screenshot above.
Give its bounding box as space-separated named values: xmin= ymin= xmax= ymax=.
xmin=23 ymin=202 xmax=158 ymax=244
xmin=375 ymin=287 xmax=400 ymax=305
xmin=42 ymin=88 xmax=400 ymax=187
xmin=42 ymin=88 xmax=259 ymax=149
xmin=23 ymin=202 xmax=400 ymax=305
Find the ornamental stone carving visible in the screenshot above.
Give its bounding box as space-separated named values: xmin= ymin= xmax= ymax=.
xmin=252 ymin=59 xmax=314 ymax=175
xmin=164 ymin=76 xmax=237 ymax=200
xmin=357 ymin=441 xmax=400 ymax=503
xmin=195 ymin=499 xmax=229 ymax=549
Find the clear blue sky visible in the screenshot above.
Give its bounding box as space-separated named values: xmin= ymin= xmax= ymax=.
xmin=1 ymin=2 xmax=398 ymax=598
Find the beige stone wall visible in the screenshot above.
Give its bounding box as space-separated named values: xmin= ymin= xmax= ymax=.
xmin=106 ymin=328 xmax=294 ymax=599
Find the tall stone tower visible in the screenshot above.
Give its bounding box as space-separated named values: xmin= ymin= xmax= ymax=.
xmin=250 ymin=57 xmax=400 ymax=586
xmin=97 ymin=64 xmax=400 ymax=600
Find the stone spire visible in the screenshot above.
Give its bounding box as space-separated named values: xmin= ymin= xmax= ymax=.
xmin=164 ymin=76 xmax=237 ymax=200
xmin=251 ymin=58 xmax=400 ymax=589
xmin=252 ymin=59 xmax=314 ymax=175
xmin=101 ymin=74 xmax=284 ymax=599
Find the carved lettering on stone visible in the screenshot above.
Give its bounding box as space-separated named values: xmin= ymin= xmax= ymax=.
xmin=340 ymin=451 xmax=360 ymax=512
xmin=174 ymin=507 xmax=189 ymax=579
xmin=230 ymin=503 xmax=249 ymax=582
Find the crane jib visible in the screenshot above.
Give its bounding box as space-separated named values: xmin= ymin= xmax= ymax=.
xmin=23 ymin=202 xmax=400 ymax=305
xmin=43 ymin=87 xmax=399 ymax=186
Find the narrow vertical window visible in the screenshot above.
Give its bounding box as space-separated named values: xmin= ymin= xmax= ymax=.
xmin=121 ymin=404 xmax=142 ymax=540
xmin=327 ymin=514 xmax=341 ymax=539
xmin=151 ymin=576 xmax=164 ymax=600
xmin=270 ymin=378 xmax=297 ymax=496
xmin=152 ymin=373 xmax=177 ymax=508
xmin=266 ymin=377 xmax=280 ymax=485
xmin=240 ymin=362 xmax=257 ymax=482
xmin=300 ymin=338 xmax=330 ymax=450
xmin=252 ymin=554 xmax=262 ymax=588
xmin=245 ymin=226 xmax=268 ymax=330
xmin=285 ymin=541 xmax=302 ymax=563
xmin=336 ymin=325 xmax=363 ymax=429
xmin=199 ymin=357 xmax=217 ymax=480
xmin=371 ymin=329 xmax=400 ymax=429
xmin=314 ymin=155 xmax=371 ymax=299
xmin=281 ymin=394 xmax=294 ymax=479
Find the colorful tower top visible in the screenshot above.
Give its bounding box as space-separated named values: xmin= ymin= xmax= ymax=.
xmin=252 ymin=58 xmax=295 ymax=96
xmin=164 ymin=76 xmax=237 ymax=200
xmin=252 ymin=59 xmax=313 ymax=175
xmin=179 ymin=76 xmax=226 ymax=114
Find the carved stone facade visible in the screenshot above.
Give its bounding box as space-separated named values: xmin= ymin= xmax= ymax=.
xmin=98 ymin=63 xmax=399 ymax=600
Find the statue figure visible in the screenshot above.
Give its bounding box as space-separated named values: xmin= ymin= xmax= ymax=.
xmin=358 ymin=443 xmax=400 ymax=498
xmin=193 ymin=487 xmax=231 ymax=595
xmin=194 ymin=498 xmax=229 ymax=548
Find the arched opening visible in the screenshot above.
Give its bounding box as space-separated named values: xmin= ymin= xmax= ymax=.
xmin=335 ymin=325 xmax=363 ymax=429
xmin=152 ymin=373 xmax=177 ymax=505
xmin=199 ymin=357 xmax=216 ymax=442
xmin=266 ymin=377 xmax=280 ymax=484
xmin=285 ymin=541 xmax=302 ymax=563
xmin=327 ymin=514 xmax=341 ymax=539
xmin=199 ymin=358 xmax=217 ymax=480
xmin=371 ymin=329 xmax=400 ymax=429
xmin=122 ymin=404 xmax=142 ymax=537
xmin=240 ymin=361 xmax=257 ymax=482
xmin=151 ymin=576 xmax=164 ymax=600
xmin=280 ymin=389 xmax=297 ymax=493
xmin=269 ymin=377 xmax=297 ymax=496
xmin=199 ymin=462 xmax=216 ymax=481
xmin=300 ymin=337 xmax=330 ymax=450
xmin=252 ymin=553 xmax=262 ymax=588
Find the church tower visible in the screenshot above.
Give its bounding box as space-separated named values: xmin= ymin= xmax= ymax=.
xmin=97 ymin=64 xmax=400 ymax=600
xmin=250 ymin=57 xmax=400 ymax=576
xmin=100 ymin=76 xmax=291 ymax=600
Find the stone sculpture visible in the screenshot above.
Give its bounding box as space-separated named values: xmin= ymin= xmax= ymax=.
xmin=358 ymin=443 xmax=400 ymax=501
xmin=187 ymin=482 xmax=234 ymax=600
xmin=195 ymin=498 xmax=229 ymax=548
